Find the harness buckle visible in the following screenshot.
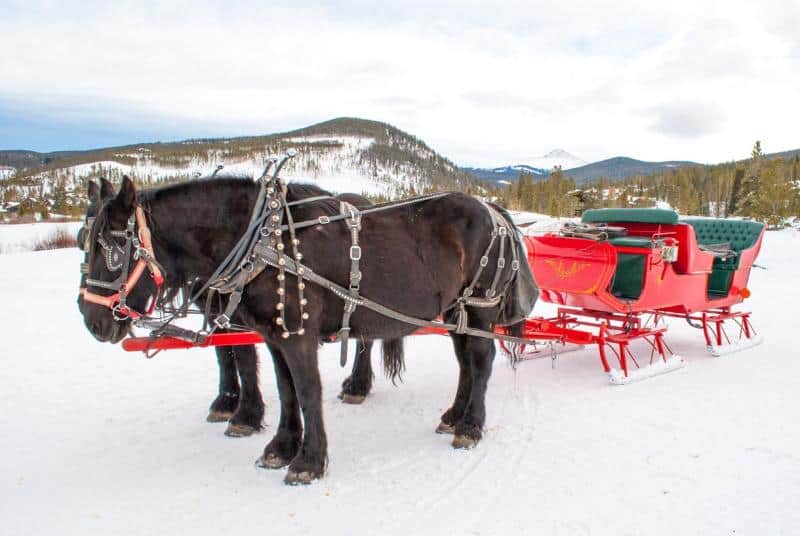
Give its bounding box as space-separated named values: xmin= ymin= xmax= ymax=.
xmin=480 ymin=256 xmax=489 ymax=267
xmin=497 ymin=258 xmax=506 ymax=268
xmin=350 ymin=245 xmax=362 ymax=261
xmin=112 ymin=304 xmax=129 ymax=321
xmin=214 ymin=314 xmax=231 ymax=329
xmin=318 ymin=215 xmax=331 ymax=225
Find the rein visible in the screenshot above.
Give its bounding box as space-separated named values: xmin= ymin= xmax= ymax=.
xmin=80 ymin=206 xmax=164 ymax=320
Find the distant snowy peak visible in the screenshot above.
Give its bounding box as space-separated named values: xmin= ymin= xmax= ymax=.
xmin=527 ymin=149 xmax=586 ymax=171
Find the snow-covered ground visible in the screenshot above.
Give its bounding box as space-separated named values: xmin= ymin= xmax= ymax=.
xmin=0 ymin=221 xmax=81 ymax=253
xmin=1 ymin=229 xmax=799 ymax=535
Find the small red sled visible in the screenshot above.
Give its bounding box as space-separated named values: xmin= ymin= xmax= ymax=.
xmin=124 ymin=208 xmax=765 ymax=384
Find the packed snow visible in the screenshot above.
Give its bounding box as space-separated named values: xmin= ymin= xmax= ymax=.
xmin=1 ymin=226 xmax=799 ymax=535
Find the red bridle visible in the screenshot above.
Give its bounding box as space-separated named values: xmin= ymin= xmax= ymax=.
xmin=80 ymin=206 xmax=164 ymax=320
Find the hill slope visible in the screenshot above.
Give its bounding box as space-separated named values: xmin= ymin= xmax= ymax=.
xmin=0 ymin=118 xmax=479 ymax=205
xmin=564 ymin=156 xmax=700 ymax=184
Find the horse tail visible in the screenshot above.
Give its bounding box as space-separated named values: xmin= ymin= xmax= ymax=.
xmin=381 ymin=338 xmax=405 ymax=385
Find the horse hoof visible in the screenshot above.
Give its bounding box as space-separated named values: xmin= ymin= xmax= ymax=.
xmin=225 ymin=423 xmax=257 ymax=437
xmin=256 ymin=452 xmax=289 ymax=469
xmin=284 ymin=470 xmax=319 ymax=485
xmin=436 ymin=422 xmax=455 ymax=435
xmin=452 ymin=435 xmax=479 ymax=449
xmin=206 ymin=410 xmax=234 ymax=423
xmin=340 ymin=393 xmax=366 ymax=405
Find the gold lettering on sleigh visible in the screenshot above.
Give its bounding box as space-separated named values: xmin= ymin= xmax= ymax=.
xmin=544 ymin=259 xmax=592 ymax=279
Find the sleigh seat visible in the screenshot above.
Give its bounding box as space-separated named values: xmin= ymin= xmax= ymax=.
xmin=681 ymin=218 xmax=765 ymax=297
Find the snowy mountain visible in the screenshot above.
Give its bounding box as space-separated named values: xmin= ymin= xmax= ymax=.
xmin=0 ymin=118 xmax=479 ymax=207
xmin=527 ymin=149 xmax=587 ymax=171
xmin=465 ymin=149 xmax=587 ymax=183
xmin=463 ymin=164 xmax=548 ymax=182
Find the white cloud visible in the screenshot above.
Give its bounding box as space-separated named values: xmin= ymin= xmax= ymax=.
xmin=1 ymin=0 xmax=797 ymax=166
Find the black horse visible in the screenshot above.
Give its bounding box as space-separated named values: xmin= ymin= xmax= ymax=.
xmin=79 ymin=176 xmax=533 ymax=484
xmin=80 ymin=179 xmax=397 ymax=438
xmin=206 ymin=189 xmax=405 ymax=437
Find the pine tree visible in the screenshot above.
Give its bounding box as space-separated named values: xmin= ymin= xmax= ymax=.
xmin=728 ymin=167 xmax=744 ymax=216
xmin=737 ymin=141 xmax=764 ymax=218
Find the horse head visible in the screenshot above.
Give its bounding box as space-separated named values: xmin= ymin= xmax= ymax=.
xmin=78 ymin=176 xmax=161 ymax=343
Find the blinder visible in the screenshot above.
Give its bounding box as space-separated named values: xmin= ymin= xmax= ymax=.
xmin=76 ymin=217 xmax=94 ymax=253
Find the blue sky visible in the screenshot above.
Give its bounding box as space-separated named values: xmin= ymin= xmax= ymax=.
xmin=1 ymin=0 xmax=798 ymax=166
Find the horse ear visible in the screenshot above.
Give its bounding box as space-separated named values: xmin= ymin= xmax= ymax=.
xmin=115 ymin=176 xmax=137 ymax=211
xmin=87 ymin=180 xmax=100 ymax=204
xmin=100 ymin=177 xmax=115 ymax=200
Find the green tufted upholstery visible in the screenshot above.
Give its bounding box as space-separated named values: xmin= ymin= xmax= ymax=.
xmin=681 ymin=219 xmax=764 ymax=252
xmin=682 ymin=218 xmax=764 ymax=297
xmin=582 ymin=208 xmax=679 ymax=225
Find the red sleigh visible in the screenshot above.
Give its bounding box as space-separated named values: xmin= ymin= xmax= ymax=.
xmin=516 ymin=208 xmax=765 ymax=382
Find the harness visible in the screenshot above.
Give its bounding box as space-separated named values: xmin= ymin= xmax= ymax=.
xmin=79 ymin=206 xmax=164 ymax=320
xmin=81 ymin=151 xmax=534 ymax=358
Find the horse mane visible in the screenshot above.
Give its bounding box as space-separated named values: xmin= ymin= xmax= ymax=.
xmin=137 ymin=176 xmax=335 ymax=208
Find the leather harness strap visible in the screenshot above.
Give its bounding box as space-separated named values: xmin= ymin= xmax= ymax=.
xmin=337 ymin=201 xmax=363 ymax=366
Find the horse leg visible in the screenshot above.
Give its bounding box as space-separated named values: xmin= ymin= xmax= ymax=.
xmin=452 ymin=327 xmax=496 ymax=450
xmin=438 ymin=334 xmax=472 ymax=435
xmin=280 ymin=337 xmax=328 ymax=485
xmin=225 ymin=345 xmax=265 ymax=437
xmin=207 ymin=346 xmax=240 ymax=422
xmin=339 ymin=339 xmax=374 ymax=404
xmin=257 ymin=345 xmax=302 ymax=469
